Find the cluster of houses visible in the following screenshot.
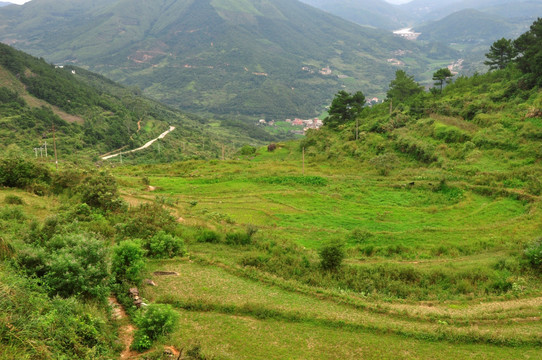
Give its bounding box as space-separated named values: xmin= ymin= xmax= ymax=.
xmin=258 ymin=117 xmax=324 ymax=134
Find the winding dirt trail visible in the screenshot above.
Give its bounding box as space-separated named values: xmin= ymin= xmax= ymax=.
xmin=102 ymin=126 xmax=175 ymax=160
xmin=109 ymin=297 xmax=138 ymax=359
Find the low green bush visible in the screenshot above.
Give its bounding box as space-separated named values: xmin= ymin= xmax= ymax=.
xmin=132 ymin=304 xmax=179 ymax=351
xmin=319 ymin=239 xmax=346 ymax=271
xmin=143 ymin=231 xmax=186 ymax=258
xmin=17 ymin=232 xmax=110 ymax=299
xmin=4 ymin=194 xmax=24 ymax=205
xmin=225 ymin=232 xmax=251 ymax=245
xmin=112 ymin=240 xmax=145 ymax=284
xmin=197 ymin=229 xmax=222 ymax=243
xmin=524 ymin=238 xmax=542 ymax=271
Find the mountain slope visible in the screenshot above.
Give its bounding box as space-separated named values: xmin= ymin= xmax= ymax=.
xmin=0 ymin=42 xmax=266 ymax=164
xmin=0 ymin=0 xmax=457 ymax=118
xmin=299 ymin=0 xmax=410 ymax=30
xmin=415 ymin=9 xmax=515 ymax=44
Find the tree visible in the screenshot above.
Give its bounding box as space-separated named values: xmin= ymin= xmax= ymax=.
xmin=386 ymin=70 xmax=423 ymax=103
xmin=432 ymin=68 xmax=454 ymax=92
xmin=324 ymin=90 xmax=365 ymax=129
xmin=484 ymin=38 xmax=517 ymax=70
xmin=514 ymin=18 xmax=542 ymax=87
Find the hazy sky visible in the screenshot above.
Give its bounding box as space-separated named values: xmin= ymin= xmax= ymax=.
xmin=7 ymin=0 xmax=414 ymax=4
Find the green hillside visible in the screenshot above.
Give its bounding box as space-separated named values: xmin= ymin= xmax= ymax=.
xmin=299 ymin=0 xmax=410 ymax=30
xmin=416 ymin=9 xmax=516 ymax=44
xmin=0 ymin=43 xmax=282 ymax=165
xmin=0 ymin=0 xmax=459 ymax=118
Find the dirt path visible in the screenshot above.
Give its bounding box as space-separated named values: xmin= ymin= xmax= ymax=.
xmin=109 ymin=297 xmax=138 ymax=360
xmin=102 ymin=126 xmax=175 ymax=160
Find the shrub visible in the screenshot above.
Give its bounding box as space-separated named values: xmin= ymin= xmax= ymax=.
xmin=225 ymin=226 xmax=257 ymax=246
xmin=18 ymin=232 xmax=110 ymax=299
xmin=348 ymin=228 xmax=373 ymax=243
xmin=239 ymin=145 xmax=256 ymax=155
xmin=225 ymin=232 xmax=251 ymax=245
xmin=78 ymin=172 xmax=124 ymax=211
xmin=112 ymin=240 xmax=145 ymax=284
xmin=524 ymin=238 xmax=542 ymax=271
xmin=132 ymin=304 xmax=179 ymax=351
xmin=143 ymin=231 xmax=186 ymax=258
xmin=196 ymin=229 xmax=222 ymax=243
xmin=43 ymin=234 xmax=110 ymax=299
xmin=369 ymin=153 xmax=398 ymax=176
xmin=0 ymin=236 xmax=14 ymax=259
xmin=4 ymin=194 xmax=24 ymax=205
xmin=319 ymin=239 xmax=346 ymax=271
xmin=117 ymin=202 xmax=177 ymax=239
xmin=0 ymin=156 xmax=51 ymax=190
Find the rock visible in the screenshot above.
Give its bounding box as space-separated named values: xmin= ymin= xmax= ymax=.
xmin=143 ymin=279 xmax=157 ymax=286
xmin=153 ymin=271 xmax=179 ymax=276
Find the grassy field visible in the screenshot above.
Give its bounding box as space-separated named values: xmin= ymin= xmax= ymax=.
xmin=111 ymin=141 xmax=542 ymax=359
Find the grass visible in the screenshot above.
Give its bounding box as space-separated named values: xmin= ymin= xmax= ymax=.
xmin=109 ymin=146 xmax=542 ymax=357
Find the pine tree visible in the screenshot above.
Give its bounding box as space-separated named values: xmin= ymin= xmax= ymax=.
xmin=514 ymin=17 xmax=542 ymax=87
xmin=386 ymin=70 xmax=423 ymax=103
xmin=484 ymin=38 xmax=517 ymax=70
xmin=432 ymin=68 xmax=454 ymax=92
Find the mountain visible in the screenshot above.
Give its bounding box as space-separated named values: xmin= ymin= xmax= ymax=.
xmin=402 ymin=0 xmax=542 ymax=23
xmin=0 ymin=0 xmax=457 ymax=119
xmin=299 ymin=0 xmax=410 ymax=30
xmin=415 ymin=9 xmax=515 ymax=44
xmin=0 ymin=42 xmax=272 ymax=164
xmin=0 ymin=2 xmax=11 ymax=7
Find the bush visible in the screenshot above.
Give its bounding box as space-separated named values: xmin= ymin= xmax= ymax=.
xmin=4 ymin=194 xmax=24 ymax=205
xmin=78 ymin=172 xmax=124 ymax=212
xmin=197 ymin=229 xmax=222 ymax=243
xmin=225 ymin=232 xmax=251 ymax=245
xmin=112 ymin=240 xmax=145 ymax=284
xmin=132 ymin=304 xmax=179 ymax=351
xmin=18 ymin=232 xmax=110 ymax=299
xmin=319 ymin=239 xmax=346 ymax=271
xmin=0 ymin=236 xmax=14 ymax=259
xmin=369 ymin=153 xmax=398 ymax=176
xmin=0 ymin=269 xmax=117 ymax=359
xmin=0 ymin=156 xmax=51 ymax=191
xmin=524 ymin=238 xmax=542 ymax=271
xmin=239 ymin=145 xmax=256 ymax=155
xmin=117 ymin=202 xmax=177 ymax=239
xmin=143 ymin=231 xmax=186 ymax=258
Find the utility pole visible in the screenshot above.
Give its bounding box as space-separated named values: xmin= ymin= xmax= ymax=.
xmin=389 ymin=99 xmax=393 ymax=115
xmin=52 ymin=123 xmax=58 ymax=169
xmin=302 ymin=147 xmax=305 ymax=176
xmin=222 ymin=145 xmax=225 ymax=161
xmin=44 ymin=141 xmax=47 ymax=157
xmin=356 ymin=117 xmax=359 ymax=141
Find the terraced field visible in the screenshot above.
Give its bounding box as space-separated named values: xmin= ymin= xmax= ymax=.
xmin=113 ymin=143 xmax=542 ymax=359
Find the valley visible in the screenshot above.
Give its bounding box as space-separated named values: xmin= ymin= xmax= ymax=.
xmin=1 ymin=1 xmax=542 ymax=359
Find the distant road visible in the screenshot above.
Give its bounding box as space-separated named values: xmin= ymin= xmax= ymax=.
xmin=101 ymin=126 xmax=175 ymax=160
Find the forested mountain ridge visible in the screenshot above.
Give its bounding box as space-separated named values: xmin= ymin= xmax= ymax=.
xmin=0 ymin=0 xmax=458 ymax=118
